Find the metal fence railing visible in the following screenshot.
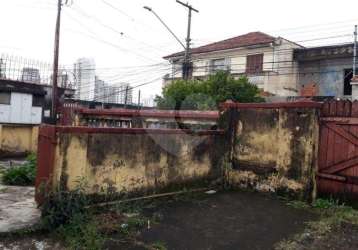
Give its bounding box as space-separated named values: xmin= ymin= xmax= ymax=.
xmin=0 ymin=54 xmax=72 ymax=88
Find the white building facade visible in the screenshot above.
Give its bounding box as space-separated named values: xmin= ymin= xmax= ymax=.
xmin=0 ymin=92 xmax=42 ymax=124
xmin=74 ymin=58 xmax=96 ymax=101
xmin=164 ymin=32 xmax=303 ymax=96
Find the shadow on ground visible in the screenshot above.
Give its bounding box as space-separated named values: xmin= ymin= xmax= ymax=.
xmin=108 ymin=191 xmax=316 ymax=250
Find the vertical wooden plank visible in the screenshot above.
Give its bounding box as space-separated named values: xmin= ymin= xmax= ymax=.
xmin=352 ymin=100 xmax=358 ymax=117
xmin=333 ymin=124 xmax=345 ymax=166
xmin=329 ymin=100 xmax=337 ymax=117
xmin=336 ymin=100 xmax=345 ymax=117
xmin=322 ymin=101 xmax=330 ymax=117
xmin=334 ymin=101 xmax=346 ymax=167
xmin=326 ymin=123 xmax=335 ymax=170
xmin=318 ymin=125 xmax=329 ymax=171
xmin=344 ymin=100 xmax=352 ymax=117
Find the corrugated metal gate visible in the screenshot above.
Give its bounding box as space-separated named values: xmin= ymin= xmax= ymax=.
xmin=318 ymin=100 xmax=358 ymax=197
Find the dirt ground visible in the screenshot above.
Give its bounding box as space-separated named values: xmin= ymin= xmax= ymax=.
xmin=286 ymin=222 xmax=358 ymax=250
xmin=2 ymin=191 xmax=358 ymax=250
xmin=107 ymin=191 xmax=315 ymax=250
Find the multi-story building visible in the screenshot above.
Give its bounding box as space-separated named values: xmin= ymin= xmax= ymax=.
xmin=74 ymin=58 xmax=96 ymax=101
xmin=164 ymin=32 xmax=303 ymax=96
xmin=21 ymin=67 xmax=41 ymax=84
xmin=111 ymin=83 xmax=133 ymax=104
xmin=94 ymin=77 xmax=133 ymax=104
xmin=0 ymin=58 xmax=5 ymax=78
xmin=94 ymin=76 xmax=106 ymax=102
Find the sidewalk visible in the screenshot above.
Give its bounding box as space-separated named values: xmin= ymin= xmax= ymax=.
xmin=0 ymin=185 xmax=41 ymax=233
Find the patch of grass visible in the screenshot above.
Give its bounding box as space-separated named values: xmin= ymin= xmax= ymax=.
xmin=1 ymin=153 xmax=36 ymax=186
xmin=56 ymin=213 xmax=105 ymax=250
xmin=275 ymin=198 xmax=358 ymax=250
xmin=312 ymin=198 xmax=342 ymax=209
xmin=151 ymin=241 xmax=167 ymax=250
xmin=286 ymin=200 xmax=310 ymax=209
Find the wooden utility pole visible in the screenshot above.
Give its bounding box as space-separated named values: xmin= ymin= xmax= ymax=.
xmin=137 ymin=90 xmax=141 ymax=110
xmin=176 ymin=0 xmax=198 ymax=80
xmin=354 ymin=25 xmax=357 ymax=77
xmin=124 ymin=86 xmax=129 ymax=108
xmin=52 ymin=0 xmax=62 ymax=123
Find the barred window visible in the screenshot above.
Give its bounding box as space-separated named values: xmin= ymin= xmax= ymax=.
xmin=246 ymin=54 xmax=263 ymax=74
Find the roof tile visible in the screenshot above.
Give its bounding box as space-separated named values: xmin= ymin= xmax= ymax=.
xmin=164 ymin=32 xmax=276 ymax=59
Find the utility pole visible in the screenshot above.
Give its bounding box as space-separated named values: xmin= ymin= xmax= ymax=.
xmin=144 ymin=2 xmax=198 ymax=81
xmin=124 ymin=86 xmax=129 ymax=108
xmin=176 ymin=0 xmax=198 ymax=80
xmin=354 ymin=25 xmax=357 ymax=77
xmin=51 ymin=0 xmax=72 ymax=123
xmin=351 ymin=25 xmax=358 ymax=100
xmin=137 ymin=90 xmax=141 ymax=110
xmin=51 ymin=0 xmax=62 ymax=123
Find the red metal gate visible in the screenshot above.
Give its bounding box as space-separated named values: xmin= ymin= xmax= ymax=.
xmin=318 ymin=100 xmax=358 ymax=196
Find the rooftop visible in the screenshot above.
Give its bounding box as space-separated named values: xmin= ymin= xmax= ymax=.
xmin=164 ymin=32 xmax=276 ymax=59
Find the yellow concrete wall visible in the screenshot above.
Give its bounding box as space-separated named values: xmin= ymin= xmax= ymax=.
xmin=228 ymin=108 xmax=319 ymax=200
xmin=0 ymin=124 xmax=39 ymax=155
xmin=52 ymin=132 xmax=224 ymax=194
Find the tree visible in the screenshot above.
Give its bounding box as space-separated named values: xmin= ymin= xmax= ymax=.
xmin=155 ymin=71 xmax=263 ymax=110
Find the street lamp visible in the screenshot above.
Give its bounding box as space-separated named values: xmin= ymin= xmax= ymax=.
xmin=143 ymin=6 xmax=185 ymax=50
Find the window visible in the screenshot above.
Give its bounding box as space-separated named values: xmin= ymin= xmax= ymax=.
xmin=210 ymin=58 xmax=229 ymax=73
xmin=32 ymin=95 xmax=43 ymax=107
xmin=246 ymin=54 xmax=263 ymax=74
xmin=0 ymin=92 xmax=11 ymax=105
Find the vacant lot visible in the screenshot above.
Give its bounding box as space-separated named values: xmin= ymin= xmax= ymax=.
xmin=2 ymin=190 xmax=358 ymax=250
xmin=106 ymin=191 xmax=315 ymax=250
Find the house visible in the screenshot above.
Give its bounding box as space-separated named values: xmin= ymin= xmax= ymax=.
xmin=163 ymin=32 xmax=303 ymax=96
xmin=0 ymin=79 xmax=75 ymax=124
xmin=294 ymin=43 xmax=357 ymax=99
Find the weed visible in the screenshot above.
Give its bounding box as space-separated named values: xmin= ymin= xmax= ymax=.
xmin=286 ymin=200 xmax=310 ymax=209
xmin=1 ymin=153 xmax=36 ymax=186
xmin=312 ymin=198 xmax=342 ymax=209
xmin=41 ymin=185 xmax=89 ymax=230
xmin=56 ymin=213 xmax=105 ymax=250
xmin=275 ymin=198 xmax=358 ymax=249
xmin=151 ymin=241 xmax=167 ymax=250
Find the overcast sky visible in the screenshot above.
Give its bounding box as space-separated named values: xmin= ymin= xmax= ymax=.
xmin=1 ymin=0 xmax=358 ymax=102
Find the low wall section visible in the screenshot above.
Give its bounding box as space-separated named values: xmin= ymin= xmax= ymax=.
xmin=36 ymin=126 xmax=226 ymax=199
xmin=0 ymin=124 xmax=38 ymax=157
xmin=37 ymin=102 xmax=323 ymax=203
xmin=222 ymin=102 xmax=321 ymax=200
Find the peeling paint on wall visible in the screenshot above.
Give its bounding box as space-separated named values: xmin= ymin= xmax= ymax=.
xmin=228 ymin=107 xmax=319 ymax=200
xmin=52 ymin=132 xmax=225 ymax=195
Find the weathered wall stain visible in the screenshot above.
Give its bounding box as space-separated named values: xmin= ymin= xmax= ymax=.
xmin=0 ymin=125 xmax=38 ymax=157
xmin=52 ymin=131 xmax=224 ymax=195
xmin=228 ymin=107 xmax=319 ymax=200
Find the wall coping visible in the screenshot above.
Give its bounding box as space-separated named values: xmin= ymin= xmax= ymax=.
xmin=220 ymin=101 xmax=323 ymax=109
xmin=54 ymin=126 xmax=225 ymax=135
xmin=75 ymin=109 xmax=219 ymax=120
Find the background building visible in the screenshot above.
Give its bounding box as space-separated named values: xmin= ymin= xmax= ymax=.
xmin=74 ymin=58 xmax=96 ymax=101
xmin=21 ymin=67 xmax=41 ymax=84
xmin=164 ymin=32 xmax=302 ymax=96
xmin=94 ymin=79 xmax=133 ymax=104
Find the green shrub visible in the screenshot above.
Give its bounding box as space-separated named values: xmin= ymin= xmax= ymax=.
xmin=40 ymin=180 xmax=105 ymax=250
xmin=1 ymin=153 xmax=36 ymax=186
xmin=41 ymin=181 xmax=89 ymax=230
xmin=56 ymin=213 xmax=105 ymax=250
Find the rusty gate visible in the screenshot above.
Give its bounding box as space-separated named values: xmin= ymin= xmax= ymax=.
xmin=318 ymin=100 xmax=358 ymax=197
